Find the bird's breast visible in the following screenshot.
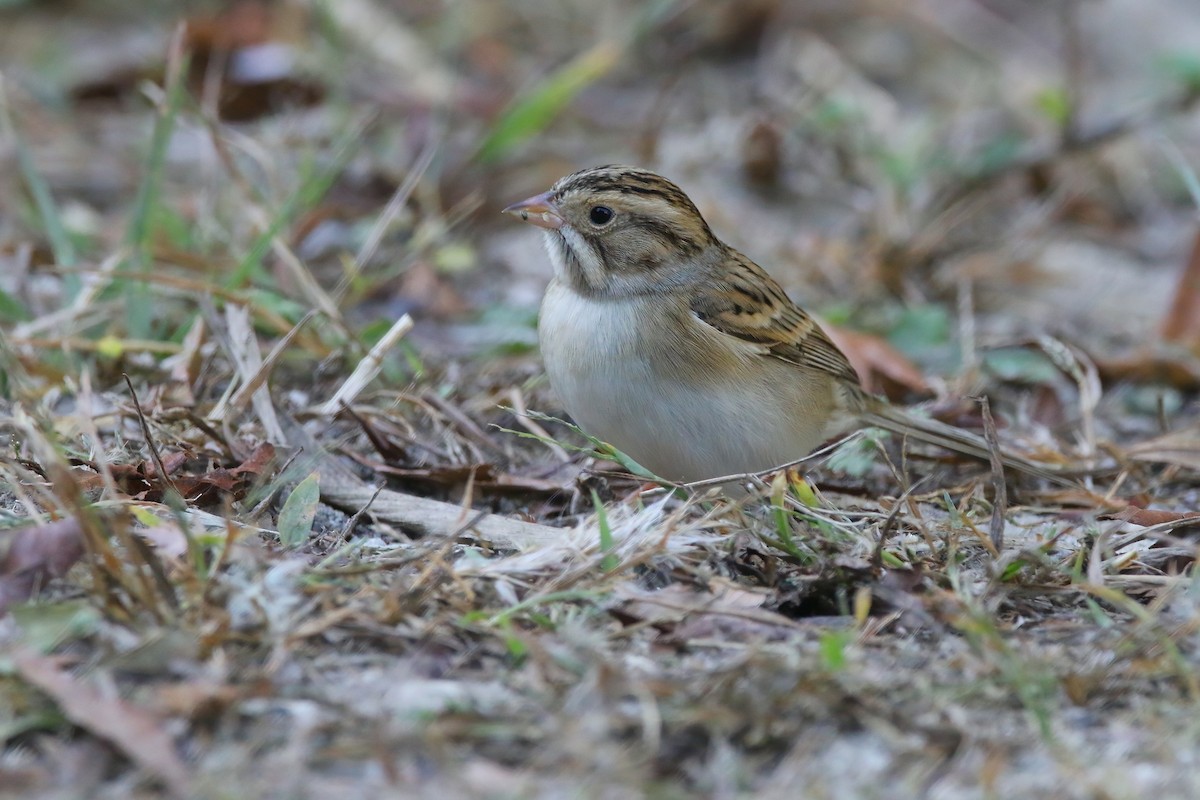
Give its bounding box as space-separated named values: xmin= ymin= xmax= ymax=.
xmin=537 ymin=280 xmax=842 ymax=482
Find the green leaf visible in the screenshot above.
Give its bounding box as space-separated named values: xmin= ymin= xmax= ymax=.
xmin=1156 ymin=51 xmax=1200 ymax=94
xmin=494 ymin=410 xmax=663 ymax=482
xmin=502 ymin=630 xmax=528 ymax=660
xmin=592 ymin=490 xmax=618 ymax=572
xmin=1000 ymin=558 xmax=1027 ymax=582
xmin=246 ymin=288 xmax=308 ymax=322
xmin=982 ymin=347 xmax=1060 ymax=385
xmin=0 ymin=287 xmax=30 ymax=322
xmin=277 ymin=471 xmax=321 ymax=548
xmin=10 ymin=600 xmax=100 ymax=653
xmin=818 ymin=629 xmax=851 ymax=672
xmin=975 ymin=133 xmax=1024 ymax=175
xmin=1033 ymin=87 xmax=1071 ymax=127
xmin=790 ymin=475 xmax=819 ymax=508
xmin=433 ymin=242 xmax=477 ymax=273
xmin=807 ymin=98 xmax=863 ymax=134
xmin=826 ymin=431 xmax=883 ymax=477
xmin=886 ymin=303 xmax=951 ymax=355
xmin=875 ymin=145 xmax=924 ymax=193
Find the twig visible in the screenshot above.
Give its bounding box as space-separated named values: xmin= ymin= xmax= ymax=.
xmin=422 ymin=390 xmax=508 ymax=460
xmin=282 ymin=417 xmax=562 ymax=549
xmin=642 ymin=432 xmax=868 ymax=496
xmin=122 ymin=374 xmax=183 ymax=508
xmin=979 ymin=396 xmax=1008 ymax=553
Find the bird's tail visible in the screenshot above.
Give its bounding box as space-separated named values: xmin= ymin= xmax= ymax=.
xmin=856 ymin=395 xmax=1076 ymax=485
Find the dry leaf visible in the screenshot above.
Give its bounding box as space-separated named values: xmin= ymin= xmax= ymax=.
xmin=1161 ymin=226 xmax=1200 ymax=345
xmin=152 ymin=680 xmax=243 ymax=721
xmin=1105 ymin=506 xmax=1200 ymax=528
xmin=1096 ymin=348 xmax=1200 ymax=391
xmin=612 ymin=579 xmax=799 ymax=643
xmin=13 ymin=648 xmax=191 ymax=795
xmin=823 ymin=323 xmax=931 ymax=397
xmin=0 ymin=518 xmax=86 ymax=615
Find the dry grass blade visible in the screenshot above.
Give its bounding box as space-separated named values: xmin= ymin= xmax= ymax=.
xmin=319 ymin=313 xmax=413 ymax=414
xmin=228 ymin=309 xmax=317 ymax=412
xmin=1126 ymin=428 xmax=1200 ymax=471
xmin=980 ymin=397 xmax=1008 ymax=553
xmin=351 ymin=139 xmax=439 ymax=282
xmin=208 ymin=302 xmax=287 ymax=443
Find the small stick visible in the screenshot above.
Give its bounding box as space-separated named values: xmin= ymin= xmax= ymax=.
xmin=979 ymin=396 xmax=1008 ymax=553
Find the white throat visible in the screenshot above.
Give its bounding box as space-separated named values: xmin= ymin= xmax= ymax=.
xmin=543 ymin=228 xmax=606 ymax=292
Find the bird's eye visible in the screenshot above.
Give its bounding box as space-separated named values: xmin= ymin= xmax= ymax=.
xmin=588 ymin=205 xmax=614 ymax=226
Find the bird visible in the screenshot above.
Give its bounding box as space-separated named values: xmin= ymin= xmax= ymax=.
xmin=502 ymin=164 xmax=1061 ymax=486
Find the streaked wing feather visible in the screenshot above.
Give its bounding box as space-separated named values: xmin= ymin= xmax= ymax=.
xmin=690 ymin=252 xmax=861 ymax=386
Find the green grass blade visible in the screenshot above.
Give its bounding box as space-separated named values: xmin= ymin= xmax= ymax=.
xmin=592 ymin=489 xmax=618 ymax=572
xmin=476 ymin=0 xmax=679 ymax=163
xmin=123 ymin=41 xmax=188 ymax=339
xmin=477 ymin=42 xmax=620 ymax=164
xmin=225 ymin=119 xmax=368 ymax=288
xmin=0 ymin=82 xmax=79 ymax=297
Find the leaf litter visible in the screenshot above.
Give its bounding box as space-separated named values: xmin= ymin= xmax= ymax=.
xmin=2 ymin=1 xmax=1200 ymax=798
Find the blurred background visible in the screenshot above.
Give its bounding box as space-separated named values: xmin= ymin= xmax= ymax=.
xmin=3 ymin=0 xmax=1200 ymax=390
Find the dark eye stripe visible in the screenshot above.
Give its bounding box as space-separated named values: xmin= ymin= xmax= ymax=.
xmin=633 ymin=215 xmax=703 ymax=257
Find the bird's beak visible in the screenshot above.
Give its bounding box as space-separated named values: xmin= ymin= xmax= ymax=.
xmin=502 ymin=191 xmax=564 ymax=230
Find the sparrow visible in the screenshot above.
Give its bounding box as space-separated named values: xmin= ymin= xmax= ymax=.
xmin=503 ymin=164 xmax=1058 ymax=485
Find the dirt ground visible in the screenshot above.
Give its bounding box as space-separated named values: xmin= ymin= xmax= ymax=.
xmin=3 ymin=1 xmax=1200 ymax=798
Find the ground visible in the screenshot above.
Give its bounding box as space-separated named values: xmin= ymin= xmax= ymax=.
xmin=2 ymin=1 xmax=1200 ymax=798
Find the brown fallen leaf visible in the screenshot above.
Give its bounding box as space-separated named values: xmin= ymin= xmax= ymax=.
xmin=1161 ymin=225 xmax=1200 ymax=345
xmin=79 ymin=444 xmax=276 ymax=505
xmin=1104 ymin=506 xmax=1200 ymax=528
xmin=13 ymin=648 xmax=191 ymax=796
xmin=742 ymin=117 xmax=783 ymax=186
xmin=1048 ymin=488 xmax=1200 ymax=532
xmin=1095 ymin=348 xmax=1200 ymax=391
xmin=823 ymin=323 xmax=931 ymax=398
xmin=152 ymin=680 xmax=243 ymax=721
xmin=0 ymin=518 xmax=86 ymax=616
xmin=612 ymin=579 xmax=801 ymax=644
